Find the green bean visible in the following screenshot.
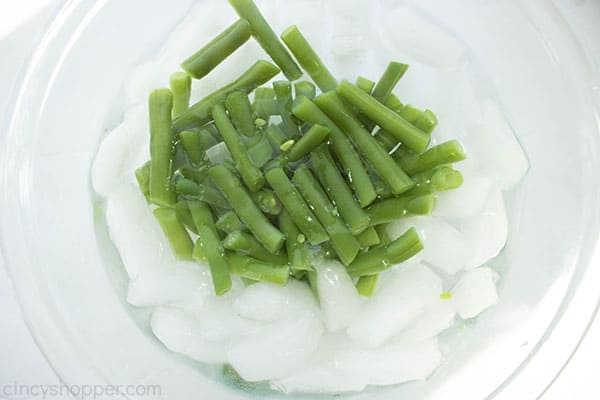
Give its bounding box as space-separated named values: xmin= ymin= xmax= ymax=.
xmin=173 ymin=60 xmax=280 ymax=131
xmin=404 ymin=166 xmax=463 ymax=196
xmin=247 ymin=132 xmax=273 ymax=168
xmin=315 ymin=92 xmax=414 ymax=194
xmin=215 ymin=210 xmax=247 ymax=234
xmin=367 ymin=193 xmax=436 ymax=225
xmin=265 ymin=167 xmax=329 ymax=244
xmin=153 ymin=207 xmax=194 ymax=260
xmin=279 ymin=210 xmax=311 ymax=271
xmin=375 ymin=224 xmax=392 ymax=247
xmin=372 ymin=62 xmax=408 ymax=104
xmin=253 ymin=86 xmax=276 ymax=100
xmin=148 ymin=88 xmax=176 ymax=207
xmin=356 ymin=76 xmax=375 ymax=94
xmin=396 ymin=139 xmax=467 ymax=175
xmin=210 ymin=165 xmax=284 ymax=254
xmin=188 ymin=201 xmax=232 ymax=295
xmin=336 ymin=81 xmax=430 ymax=153
xmin=398 ymin=104 xmax=422 ymax=124
xmin=175 ymin=200 xmax=199 ymax=235
xmin=225 ymin=91 xmax=255 ymax=137
xmin=347 ymin=227 xmax=423 ymax=277
xmin=266 ymin=124 xmax=288 ymax=150
xmin=181 ymin=19 xmax=252 ymax=80
xmin=179 ymin=130 xmax=206 ymax=165
xmin=252 ymin=98 xmax=280 ymax=119
xmin=280 ymin=25 xmax=337 ymax=92
xmin=356 ymin=226 xmax=380 ymax=248
xmin=375 ymin=129 xmax=399 ymax=152
xmin=310 ymin=146 xmax=370 ymax=235
xmin=226 ymin=252 xmax=290 ymax=285
xmin=250 ymin=188 xmax=282 ymax=215
xmin=198 ymin=128 xmax=219 ymax=148
xmin=174 ymin=177 xmax=228 ymax=207
xmin=228 ymin=0 xmax=302 ymax=80
xmin=356 ymin=274 xmax=379 ymax=297
xmin=292 ymin=165 xmax=360 ymax=265
xmin=415 ymin=109 xmax=438 ymax=134
xmin=385 ymin=94 xmax=404 ymax=113
xmin=286 ymin=124 xmax=330 ymax=162
xmin=223 ymin=230 xmax=288 ymax=264
xmin=292 ymin=96 xmax=377 ymax=207
xmin=307 ymin=269 xmax=319 ymax=300
xmin=294 ymin=81 xmax=316 ymax=99
xmin=175 ymin=164 xmax=209 ymax=184
xmin=169 ymin=72 xmax=191 ymax=117
xmin=273 ymin=81 xmax=299 ymax=138
xmin=135 ymin=161 xmax=151 ymax=201
xmin=212 ymin=104 xmax=264 ymax=192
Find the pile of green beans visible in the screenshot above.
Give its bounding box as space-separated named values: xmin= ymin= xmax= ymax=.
xmin=133 ymin=0 xmax=466 ymax=297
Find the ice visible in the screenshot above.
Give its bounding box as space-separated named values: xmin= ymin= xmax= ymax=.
xmin=227 ymin=315 xmax=324 ymax=382
xmin=381 ymin=6 xmax=466 ymax=69
xmin=150 ymin=307 xmax=229 ymax=364
xmin=315 ymin=260 xmax=362 ymax=332
xmin=433 ymin=169 xmax=494 ymax=219
xmin=347 ymin=264 xmax=442 ymax=347
xmin=233 ymin=280 xmax=318 ymax=322
xmin=388 ymin=216 xmax=473 ymax=275
xmin=395 ymin=300 xmax=456 ymax=344
xmin=459 ymin=188 xmax=508 ymax=268
xmin=92 ymin=106 xmax=148 ymax=197
xmin=465 ymin=100 xmax=529 ymax=189
xmin=105 ymin=183 xmax=171 ymax=279
xmin=336 ymin=338 xmax=441 ymax=386
xmin=452 ymin=267 xmax=499 ymax=319
xmin=205 ymin=142 xmax=233 ymax=165
xmin=127 ymin=262 xmax=212 ymax=307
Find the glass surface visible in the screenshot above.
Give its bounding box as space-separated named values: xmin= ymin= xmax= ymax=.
xmin=1 ymin=0 xmax=599 ymax=399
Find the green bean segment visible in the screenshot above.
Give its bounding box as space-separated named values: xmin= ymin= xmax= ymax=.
xmin=286 ymin=124 xmax=330 ymax=162
xmin=153 ymin=207 xmax=194 ymax=260
xmin=225 ymin=91 xmax=256 ymax=137
xmin=170 ymin=72 xmax=191 ymax=117
xmin=223 ymin=230 xmax=288 ymax=264
xmin=148 ymin=89 xmax=176 ymax=207
xmin=226 ymin=252 xmax=290 ymax=285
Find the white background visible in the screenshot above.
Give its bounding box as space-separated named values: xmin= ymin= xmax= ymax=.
xmin=0 ymin=0 xmax=598 ymax=399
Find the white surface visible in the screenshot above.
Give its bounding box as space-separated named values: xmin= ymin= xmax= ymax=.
xmin=0 ymin=1 xmax=598 ymax=399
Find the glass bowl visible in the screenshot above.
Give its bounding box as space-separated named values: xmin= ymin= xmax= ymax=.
xmin=1 ymin=0 xmax=599 ymax=399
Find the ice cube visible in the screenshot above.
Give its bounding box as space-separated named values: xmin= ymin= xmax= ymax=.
xmin=395 ymin=300 xmax=456 ymax=343
xmin=433 ymin=169 xmax=494 ymax=219
xmin=452 ymin=267 xmax=499 ymax=319
xmin=381 ymin=6 xmax=466 ymax=69
xmin=227 ymin=315 xmax=324 ymax=381
xmin=315 ymin=260 xmax=362 ymax=332
xmin=193 ymin=296 xmax=264 ymax=342
xmin=347 ymin=264 xmax=442 ymax=347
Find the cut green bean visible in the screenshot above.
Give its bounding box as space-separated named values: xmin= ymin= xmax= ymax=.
xmin=174 ymin=177 xmax=228 ymax=207
xmin=225 ymin=91 xmax=255 ymax=137
xmin=356 ymin=274 xmax=379 ymax=297
xmin=226 ymin=252 xmax=290 ymax=285
xmin=286 ymin=124 xmax=330 ymax=162
xmin=294 ymin=81 xmax=316 ymax=99
xmin=336 ymin=81 xmax=430 ymax=153
xmin=292 ymin=165 xmax=360 ymax=265
xmin=347 ymin=227 xmax=423 ymax=276
xmin=273 ymin=81 xmax=299 ymax=138
xmin=212 ymin=103 xmax=264 ymax=192
xmin=210 ymin=165 xmax=284 ymax=254
xmin=367 ymin=193 xmax=436 ymax=225
xmin=254 ymin=86 xmax=276 ymax=100
xmin=375 ymin=129 xmax=399 ymax=152
xmin=356 ymin=226 xmax=380 ymax=248
xmin=215 ymin=210 xmax=247 ymax=234
xmin=179 ymin=130 xmax=206 ymax=165
xmin=396 ymin=139 xmax=467 ymax=175
xmin=415 ymin=109 xmax=438 ymax=134
xmin=375 ymin=224 xmax=392 ymax=247
xmin=175 ymin=200 xmax=199 ymax=235
xmin=310 ymin=146 xmax=370 ymax=235
xmin=148 ymin=88 xmax=176 ymax=207
xmin=385 ymin=94 xmax=404 ymax=113
xmin=279 ymin=210 xmax=311 ymax=271
xmin=372 ymin=62 xmax=408 ymax=104
xmin=292 ymin=96 xmax=377 ymax=207
xmin=252 ymin=98 xmax=280 ymax=119
xmin=153 ymin=207 xmax=194 ymax=260
xmin=228 ymin=0 xmax=302 ymax=80
xmin=404 ymin=166 xmax=463 ymax=196
xmin=181 ymin=19 xmax=252 ymax=80
xmin=135 ymin=161 xmax=151 ymax=201
xmin=247 ymin=132 xmax=273 ymax=168
xmin=173 ymin=60 xmax=280 ymax=131
xmin=266 ymin=124 xmax=288 ymax=149
xmin=223 ymin=230 xmax=287 ymax=264
xmin=175 ymin=164 xmax=209 ymax=184
xmin=265 ymin=167 xmax=328 ymax=244
xmin=251 ymin=188 xmax=282 ymax=215
xmin=189 ymin=201 xmax=232 ymax=295
xmin=281 ymin=25 xmax=337 ymax=92
xmin=399 ymin=104 xmax=422 ymax=124
xmin=356 ymin=76 xmax=375 ymax=94
xmin=170 ymin=72 xmax=191 ymax=118
xmin=315 ymin=92 xmax=414 ymax=194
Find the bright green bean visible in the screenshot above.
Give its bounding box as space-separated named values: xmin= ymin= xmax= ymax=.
xmin=173 ymin=60 xmax=280 ymax=131
xmin=265 ymin=167 xmax=328 ymax=244
xmin=372 ymin=62 xmax=408 ymax=104
xmin=254 ymin=86 xmax=275 ymax=100
xmin=174 ymin=200 xmax=199 ymax=235
xmin=385 ymin=94 xmax=404 ymax=113
xmin=292 ymin=96 xmax=377 ymax=207
xmin=209 ymin=165 xmax=284 ymax=254
xmin=135 ymin=161 xmax=151 ymax=201
xmin=310 ymin=146 xmax=370 ymax=235
xmin=292 ymin=165 xmax=360 ymax=265
xmin=247 ymin=132 xmax=273 ymax=168
xmin=356 ymin=274 xmax=379 ymax=297
xmin=181 ymin=19 xmax=252 ymax=80
xmin=170 ymin=72 xmax=191 ymax=117
xmin=355 ymin=226 xmax=380 ymax=248
xmin=252 ymin=98 xmax=280 ymax=119
xmin=367 ymin=193 xmax=436 ymax=225
xmin=286 ymin=124 xmax=330 ymax=162
xmin=356 ymin=76 xmax=375 ymax=94
xmin=179 ymin=130 xmax=206 ymax=165
xmin=225 ymin=91 xmax=255 ymax=137
xmin=279 ymin=210 xmax=311 ymax=271
xmin=228 ymin=0 xmax=302 ymax=80
xmin=273 ymin=81 xmax=299 ymax=138
xmin=223 ymin=230 xmax=288 ymax=264
xmin=226 ymin=252 xmax=290 ymax=285
xmin=215 ymin=210 xmax=247 ymax=234
xmin=375 ymin=129 xmax=399 ymax=152
xmin=336 ymin=81 xmax=430 ymax=153
xmin=250 ymin=188 xmax=282 ymax=215
xmin=396 ymin=139 xmax=467 ymax=175
xmin=174 ymin=177 xmax=228 ymax=208
xmin=415 ymin=109 xmax=438 ymax=134
xmin=294 ymin=81 xmax=316 ymax=99
xmin=266 ymin=124 xmax=288 ymax=150
xmin=148 ymin=88 xmax=176 ymax=207
xmin=175 ymin=164 xmax=209 ymax=184
xmin=153 ymin=207 xmax=194 ymax=260
xmin=281 ymin=25 xmax=337 ymax=92
xmin=404 ymin=166 xmax=463 ymax=196
xmin=399 ymin=104 xmax=422 ymax=124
